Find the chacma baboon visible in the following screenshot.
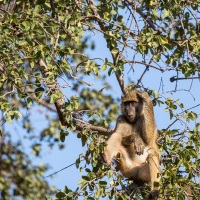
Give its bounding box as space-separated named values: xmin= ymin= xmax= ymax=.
xmin=102 ymin=90 xmax=160 ymax=199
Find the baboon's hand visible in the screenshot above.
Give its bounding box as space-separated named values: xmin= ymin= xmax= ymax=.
xmin=137 ymin=91 xmax=151 ymax=103
xmin=134 ymin=136 xmax=145 ymax=155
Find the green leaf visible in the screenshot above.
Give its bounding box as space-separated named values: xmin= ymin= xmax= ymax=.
xmin=152 ymin=9 xmax=158 ymax=18
xmin=95 ymin=189 xmax=101 ymax=199
xmin=107 ymin=170 xmax=112 ymax=178
xmin=185 ymin=12 xmax=190 ymax=19
xmin=103 ymin=12 xmax=111 ymax=21
xmin=153 ymin=54 xmax=161 ymax=62
xmin=111 ymin=48 xmax=119 ymax=54
xmin=191 ymin=4 xmax=198 ymax=10
xmin=56 ymin=191 xmax=66 ymax=198
xmin=35 ymin=5 xmax=41 ymax=13
xmin=35 ymin=87 xmax=45 ymax=99
xmin=71 ymin=96 xmax=80 ymax=101
xmin=108 ymin=68 xmax=113 ymax=76
xmin=50 ymin=92 xmax=63 ymax=103
xmin=169 ymin=110 xmax=173 ymax=119
xmin=78 ymin=179 xmax=86 ymax=185
xmin=27 ymin=97 xmax=33 ymax=107
xmin=76 ymin=157 xmax=81 ymax=168
xmin=99 ymin=181 xmax=107 ymax=186
xmin=179 ymin=103 xmax=184 ymax=108
xmin=103 ymin=120 xmax=108 ymax=127
xmin=74 ymin=101 xmax=79 ymax=109
xmin=81 ymin=135 xmax=87 ymax=147
xmin=14 ymin=111 xmax=22 ymax=118
xmin=60 ymin=130 xmax=69 ymax=142
xmin=162 ymin=9 xmax=170 ymax=18
xmin=102 ymin=64 xmax=107 ymax=71
xmin=24 ymin=73 xmax=29 ymax=80
xmin=159 ymin=36 xmax=168 ymax=44
xmin=153 ymin=181 xmax=160 ymax=187
xmin=32 ymin=144 xmax=41 ymax=156
xmin=152 ymin=90 xmax=159 ymax=99
xmin=18 ymin=41 xmax=27 ymax=46
xmin=86 ymin=197 xmax=95 ymax=200
xmin=7 ymin=116 xmax=12 ymax=124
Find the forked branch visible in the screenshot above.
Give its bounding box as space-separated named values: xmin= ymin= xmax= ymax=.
xmin=87 ymin=0 xmax=127 ymax=95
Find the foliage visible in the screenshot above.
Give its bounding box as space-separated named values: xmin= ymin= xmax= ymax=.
xmin=0 ymin=0 xmax=200 ymax=199
xmin=0 ymin=133 xmax=55 ymax=199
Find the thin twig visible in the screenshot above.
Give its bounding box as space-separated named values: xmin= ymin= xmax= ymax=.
xmin=137 ymin=57 xmax=154 ymax=85
xmin=69 ymin=71 xmax=93 ymax=87
xmin=0 ymin=88 xmax=15 ymax=98
xmin=126 ymin=60 xmax=164 ymax=72
xmin=46 ymin=159 xmax=84 ymax=178
xmin=180 ymin=103 xmax=200 ymax=114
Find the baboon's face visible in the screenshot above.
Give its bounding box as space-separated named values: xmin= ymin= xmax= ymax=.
xmin=123 ymin=101 xmax=139 ymax=122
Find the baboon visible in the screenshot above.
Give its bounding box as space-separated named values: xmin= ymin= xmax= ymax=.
xmin=102 ymin=90 xmax=160 ymax=199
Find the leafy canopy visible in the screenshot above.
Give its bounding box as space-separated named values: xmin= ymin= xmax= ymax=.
xmin=0 ymin=0 xmax=200 ymax=199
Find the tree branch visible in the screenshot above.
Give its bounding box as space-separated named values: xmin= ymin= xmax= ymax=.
xmin=125 ymin=0 xmax=158 ymax=31
xmin=38 ymin=59 xmax=111 ymax=136
xmin=170 ymin=76 xmax=200 ymax=82
xmin=27 ymin=88 xmax=57 ymax=112
xmin=50 ymin=0 xmax=56 ymax=17
xmin=126 ymin=60 xmax=164 ymax=72
xmin=87 ymin=0 xmax=127 ymax=95
xmin=135 ymin=7 xmax=157 ymax=31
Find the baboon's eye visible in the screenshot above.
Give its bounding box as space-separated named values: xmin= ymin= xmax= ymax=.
xmin=124 ymin=101 xmax=137 ymax=107
xmin=130 ymin=101 xmax=138 ymax=106
xmin=124 ymin=101 xmax=136 ymax=106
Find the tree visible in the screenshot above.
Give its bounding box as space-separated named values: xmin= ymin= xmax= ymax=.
xmin=0 ymin=0 xmax=200 ymax=199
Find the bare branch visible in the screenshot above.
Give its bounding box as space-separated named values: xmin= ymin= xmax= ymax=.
xmin=116 ymin=75 xmax=127 ymax=94
xmin=180 ymin=103 xmax=200 ymax=114
xmin=125 ymin=0 xmax=158 ymax=31
xmin=137 ymin=57 xmax=153 ymax=85
xmin=69 ymin=72 xmax=93 ymax=87
xmin=0 ymin=88 xmax=15 ymax=98
xmin=46 ymin=159 xmax=83 ymax=178
xmin=170 ymin=76 xmax=200 ymax=82
xmin=157 ymin=118 xmax=179 ymax=144
xmin=54 ymin=28 xmax=60 ymax=49
xmin=126 ymin=60 xmax=165 ymax=72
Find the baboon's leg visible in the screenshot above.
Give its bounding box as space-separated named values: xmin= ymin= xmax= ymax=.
xmin=103 ymin=133 xmax=122 ymax=164
xmin=146 ymin=148 xmax=160 ymax=199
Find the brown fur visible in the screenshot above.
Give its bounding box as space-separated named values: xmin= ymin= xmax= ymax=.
xmin=103 ymin=91 xmax=160 ymax=199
